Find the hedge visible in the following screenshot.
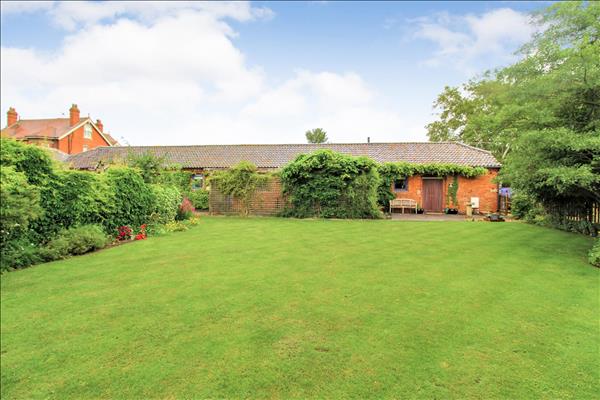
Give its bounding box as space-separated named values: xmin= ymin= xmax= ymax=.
xmin=0 ymin=139 xmax=192 ymax=272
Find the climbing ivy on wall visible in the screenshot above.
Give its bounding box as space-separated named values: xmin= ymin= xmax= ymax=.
xmin=210 ymin=161 xmax=271 ymax=217
xmin=446 ymin=175 xmax=459 ymax=208
xmin=280 ymin=150 xmax=381 ymax=219
xmin=377 ymin=162 xmax=487 ymax=207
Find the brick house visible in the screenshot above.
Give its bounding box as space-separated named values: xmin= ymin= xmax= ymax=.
xmin=1 ymin=104 xmax=118 ymax=155
xmin=66 ymin=142 xmax=501 ymax=215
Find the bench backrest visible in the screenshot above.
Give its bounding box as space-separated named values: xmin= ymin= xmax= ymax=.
xmin=390 ymin=198 xmax=417 ymax=207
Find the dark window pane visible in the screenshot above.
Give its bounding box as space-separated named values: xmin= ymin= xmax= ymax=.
xmin=394 ymin=178 xmax=408 ymax=192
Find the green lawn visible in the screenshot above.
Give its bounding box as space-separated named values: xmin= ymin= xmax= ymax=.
xmin=1 ymin=218 xmax=598 ymax=399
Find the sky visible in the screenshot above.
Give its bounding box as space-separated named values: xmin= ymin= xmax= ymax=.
xmin=0 ymin=1 xmax=548 ymax=145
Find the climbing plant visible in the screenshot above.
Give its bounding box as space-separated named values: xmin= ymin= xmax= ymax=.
xmin=210 ymin=161 xmax=271 ymax=217
xmin=377 ymin=162 xmax=487 ymax=207
xmin=280 ymin=150 xmax=381 ymax=219
xmin=446 ymin=175 xmax=459 ymax=208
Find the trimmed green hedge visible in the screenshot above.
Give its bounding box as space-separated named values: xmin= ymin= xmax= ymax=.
xmin=0 ymin=139 xmax=191 ymax=272
xmin=104 ymin=167 xmax=156 ymax=232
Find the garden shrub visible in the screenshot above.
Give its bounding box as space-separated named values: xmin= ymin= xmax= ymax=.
xmin=150 ymin=184 xmax=182 ymax=224
xmin=104 ymin=167 xmax=155 ymax=230
xmin=164 ymin=220 xmax=189 ymax=232
xmin=40 ymin=224 xmax=110 ymax=261
xmin=0 ymin=138 xmax=56 ymax=186
xmin=32 ymin=170 xmax=113 ymax=241
xmin=176 ymin=197 xmax=195 ymax=220
xmin=0 ymin=166 xmax=42 ymax=248
xmin=0 ymin=239 xmax=43 ymax=272
xmin=211 ymin=161 xmax=271 ymax=216
xmin=280 ymin=150 xmax=381 ymax=218
xmin=589 ymin=239 xmax=600 ymax=267
xmin=188 ymin=189 xmax=209 ymax=210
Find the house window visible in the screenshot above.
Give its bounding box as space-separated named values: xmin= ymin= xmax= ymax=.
xmin=84 ymin=124 xmax=92 ymax=139
xmin=394 ymin=178 xmax=408 ymax=192
xmin=82 ymin=145 xmax=88 ymax=152
xmin=191 ymin=174 xmax=204 ymax=190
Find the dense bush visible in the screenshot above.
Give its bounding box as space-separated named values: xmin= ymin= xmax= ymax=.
xmin=0 ymin=166 xmax=42 ymax=247
xmin=104 ymin=167 xmax=156 ymax=229
xmin=280 ymin=150 xmax=381 ymax=218
xmin=0 ymin=138 xmax=56 ymax=186
xmin=0 ymin=139 xmax=195 ymax=272
xmin=176 ymin=197 xmax=195 ymax=220
xmin=40 ymin=225 xmax=110 ymax=261
xmin=150 ymin=184 xmax=182 ymax=224
xmin=31 ymin=170 xmax=113 ymax=241
xmin=589 ymin=239 xmax=600 ymax=267
xmin=0 ymin=239 xmax=43 ymax=272
xmin=188 ymin=189 xmax=209 ymax=210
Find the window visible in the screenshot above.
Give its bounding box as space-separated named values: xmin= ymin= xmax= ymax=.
xmin=394 ymin=178 xmax=408 ymax=192
xmin=84 ymin=124 xmax=92 ymax=139
xmin=191 ymin=174 xmax=204 ymax=190
xmin=82 ymin=145 xmax=88 ymax=152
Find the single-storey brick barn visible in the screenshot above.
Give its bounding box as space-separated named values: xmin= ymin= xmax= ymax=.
xmin=67 ymin=142 xmax=501 ymax=215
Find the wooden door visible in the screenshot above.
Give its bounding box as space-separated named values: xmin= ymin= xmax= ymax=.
xmin=422 ymin=179 xmax=443 ymax=212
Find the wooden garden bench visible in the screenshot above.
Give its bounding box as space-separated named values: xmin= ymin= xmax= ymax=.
xmin=389 ymin=198 xmax=417 ymax=214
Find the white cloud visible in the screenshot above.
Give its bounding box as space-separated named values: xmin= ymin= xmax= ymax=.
xmin=0 ymin=1 xmax=55 ymax=16
xmin=412 ymin=8 xmax=537 ymax=75
xmin=1 ymin=1 xmax=421 ymax=145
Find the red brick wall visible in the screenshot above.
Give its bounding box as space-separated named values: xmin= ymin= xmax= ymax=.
xmin=392 ymin=169 xmax=499 ymax=214
xmin=58 ymin=123 xmax=110 ymax=154
xmin=207 ymin=168 xmax=499 ymax=216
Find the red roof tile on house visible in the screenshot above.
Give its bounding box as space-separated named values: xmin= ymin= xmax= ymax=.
xmin=1 ymin=118 xmax=74 ymax=139
xmin=66 ymin=142 xmax=501 ymax=170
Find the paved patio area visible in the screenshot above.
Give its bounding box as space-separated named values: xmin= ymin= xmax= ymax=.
xmin=390 ymin=213 xmax=485 ymax=221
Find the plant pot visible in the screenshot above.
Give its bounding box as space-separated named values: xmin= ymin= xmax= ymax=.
xmin=445 ymin=208 xmax=458 ymax=214
xmin=416 ymin=208 xmax=424 ymax=214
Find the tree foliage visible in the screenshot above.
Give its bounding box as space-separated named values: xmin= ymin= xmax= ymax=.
xmin=426 ymin=1 xmax=600 ymax=239
xmin=305 ymin=128 xmax=328 ymax=144
xmin=426 ymin=1 xmax=600 ymax=162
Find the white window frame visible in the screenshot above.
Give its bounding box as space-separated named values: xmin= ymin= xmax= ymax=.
xmin=84 ymin=124 xmax=92 ymax=139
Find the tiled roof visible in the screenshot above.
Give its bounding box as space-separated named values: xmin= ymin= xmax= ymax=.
xmin=1 ymin=117 xmax=117 ymax=146
xmin=66 ymin=142 xmax=501 ymax=170
xmin=1 ymin=118 xmax=73 ymax=139
xmin=103 ymin=132 xmax=119 ymax=146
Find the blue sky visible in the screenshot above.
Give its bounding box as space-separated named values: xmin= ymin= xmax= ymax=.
xmin=1 ymin=1 xmax=548 ymax=145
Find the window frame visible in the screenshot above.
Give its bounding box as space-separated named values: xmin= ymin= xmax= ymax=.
xmin=191 ymin=174 xmax=204 ymax=191
xmin=83 ymin=124 xmax=92 ymax=139
xmin=393 ymin=177 xmax=408 ymax=192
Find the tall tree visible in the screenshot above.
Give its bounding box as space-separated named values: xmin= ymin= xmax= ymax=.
xmin=426 ymin=1 xmax=600 ymax=162
xmin=305 ymin=128 xmax=328 ymax=144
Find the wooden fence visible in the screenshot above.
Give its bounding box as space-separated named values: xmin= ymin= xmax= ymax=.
xmin=548 ymin=202 xmax=600 ymax=225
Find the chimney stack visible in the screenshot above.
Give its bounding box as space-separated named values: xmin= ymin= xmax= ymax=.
xmin=7 ymin=107 xmax=18 ymax=127
xmin=69 ymin=104 xmax=80 ymax=126
xmin=367 ymin=136 xmax=370 ymax=144
xmin=96 ymin=119 xmax=103 ymax=132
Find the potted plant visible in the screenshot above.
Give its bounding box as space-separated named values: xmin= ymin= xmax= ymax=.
xmin=416 ymin=203 xmax=424 ymax=214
